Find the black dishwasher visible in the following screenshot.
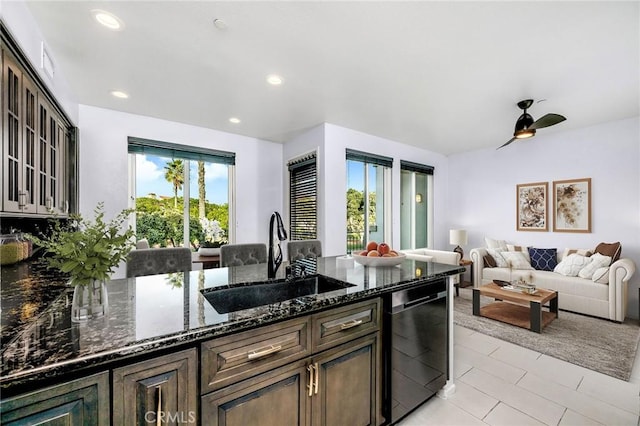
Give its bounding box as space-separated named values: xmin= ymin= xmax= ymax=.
xmin=383 ymin=279 xmax=448 ymax=424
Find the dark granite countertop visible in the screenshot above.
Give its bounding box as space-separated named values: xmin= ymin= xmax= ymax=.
xmin=0 ymin=256 xmax=463 ymax=393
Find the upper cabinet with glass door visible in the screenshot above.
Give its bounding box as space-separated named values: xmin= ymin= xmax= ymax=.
xmin=1 ymin=46 xmax=72 ymax=217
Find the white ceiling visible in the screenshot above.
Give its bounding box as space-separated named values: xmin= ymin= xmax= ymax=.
xmin=24 ymin=1 xmax=639 ymax=156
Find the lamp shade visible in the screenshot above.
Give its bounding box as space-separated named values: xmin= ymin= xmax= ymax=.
xmin=449 ymin=229 xmax=468 ymax=246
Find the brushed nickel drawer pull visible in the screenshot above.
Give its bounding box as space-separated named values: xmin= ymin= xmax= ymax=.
xmin=156 ymin=385 xmax=162 ymax=426
xmin=247 ymin=344 xmax=283 ymax=360
xmin=313 ymin=362 xmax=319 ymax=395
xmin=307 ymin=364 xmax=315 ymax=397
xmin=339 ymin=319 xmax=363 ymax=330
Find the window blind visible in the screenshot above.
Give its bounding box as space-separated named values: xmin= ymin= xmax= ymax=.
xmin=345 ymin=149 xmax=393 ymax=169
xmin=288 ymin=153 xmax=317 ymax=240
xmin=128 ymin=137 xmax=235 ymax=165
xmin=400 ymin=160 xmax=434 ymax=175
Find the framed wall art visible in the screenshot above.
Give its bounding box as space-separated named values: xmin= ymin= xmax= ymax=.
xmin=553 ymin=178 xmax=591 ymax=233
xmin=516 ymin=182 xmax=548 ymax=231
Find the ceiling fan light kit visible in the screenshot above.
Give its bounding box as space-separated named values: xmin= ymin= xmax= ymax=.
xmin=498 ymin=99 xmax=566 ymax=149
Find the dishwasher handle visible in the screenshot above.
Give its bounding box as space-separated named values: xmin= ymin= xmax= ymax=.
xmin=402 ymin=290 xmax=447 ymax=309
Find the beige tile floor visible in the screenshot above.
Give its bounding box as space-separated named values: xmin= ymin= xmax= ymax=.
xmin=399 ymin=320 xmax=640 ymax=426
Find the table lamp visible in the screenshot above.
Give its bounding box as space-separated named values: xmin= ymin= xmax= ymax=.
xmin=449 ymin=229 xmax=468 ymax=259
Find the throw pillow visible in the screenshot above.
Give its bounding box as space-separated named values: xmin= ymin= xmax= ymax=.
xmin=483 ymin=254 xmax=497 ymax=268
xmin=501 ymin=251 xmax=534 ymax=270
xmin=507 ymin=244 xmax=531 ymax=262
xmin=554 ymin=253 xmax=591 ymax=277
xmin=485 ymin=237 xmax=508 ymax=251
xmin=594 ymin=242 xmax=622 ymax=263
xmin=561 ymin=248 xmax=593 ymax=260
xmin=486 ymin=248 xmax=509 ymax=268
xmin=528 ymin=247 xmax=558 ymax=271
xmin=592 ymin=267 xmax=610 ymax=284
xmin=578 ymin=253 xmax=612 ymax=279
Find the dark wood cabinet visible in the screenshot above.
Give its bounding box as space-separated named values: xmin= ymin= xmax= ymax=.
xmin=201 ymin=299 xmax=382 ymax=426
xmin=202 ymin=361 xmax=309 ymax=426
xmin=311 ymin=334 xmax=380 ymax=426
xmin=0 ymin=372 xmax=109 ymax=425
xmin=112 ymin=348 xmax=198 ymax=426
xmin=1 ymin=47 xmax=71 ymax=216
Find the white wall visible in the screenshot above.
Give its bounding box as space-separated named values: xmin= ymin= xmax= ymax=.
xmin=2 ymin=1 xmax=79 ymax=124
xmin=78 ymin=105 xmax=283 ymax=276
xmin=448 ymin=117 xmax=640 ymax=318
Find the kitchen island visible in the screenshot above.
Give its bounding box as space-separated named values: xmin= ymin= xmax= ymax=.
xmin=1 ymin=256 xmax=463 ymax=425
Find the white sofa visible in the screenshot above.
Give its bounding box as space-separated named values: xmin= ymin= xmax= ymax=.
xmin=401 ymin=248 xmax=462 ymax=285
xmin=469 ymin=247 xmax=636 ymax=322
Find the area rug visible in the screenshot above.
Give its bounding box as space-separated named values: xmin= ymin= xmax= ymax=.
xmin=453 ymin=290 xmax=640 ymax=381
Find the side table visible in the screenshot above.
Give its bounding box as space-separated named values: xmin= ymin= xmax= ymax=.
xmin=456 ymin=259 xmax=474 ymax=297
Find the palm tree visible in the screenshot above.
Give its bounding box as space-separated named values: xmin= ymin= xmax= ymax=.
xmin=198 ymin=161 xmax=206 ymax=219
xmin=164 ymin=159 xmax=184 ymax=209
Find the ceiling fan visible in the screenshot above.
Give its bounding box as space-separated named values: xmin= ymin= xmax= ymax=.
xmin=497 ymin=99 xmax=566 ymax=149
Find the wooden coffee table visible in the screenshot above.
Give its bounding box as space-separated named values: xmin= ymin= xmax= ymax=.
xmin=472 ymin=282 xmax=558 ymax=333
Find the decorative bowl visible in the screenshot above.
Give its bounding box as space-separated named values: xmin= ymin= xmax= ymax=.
xmin=352 ymin=252 xmax=406 ymax=267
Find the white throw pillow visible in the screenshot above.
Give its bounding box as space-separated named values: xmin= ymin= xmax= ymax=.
xmin=592 ymin=267 xmax=610 ymax=284
xmin=501 ymin=251 xmax=534 ymax=270
xmin=485 ymin=237 xmax=508 ymax=251
xmin=506 ymin=244 xmax=531 ymax=263
xmin=561 ymin=248 xmax=593 ymax=261
xmin=486 ymin=248 xmax=509 ymax=268
xmin=554 ymin=253 xmax=592 ymax=277
xmin=578 ymin=253 xmax=612 ymax=279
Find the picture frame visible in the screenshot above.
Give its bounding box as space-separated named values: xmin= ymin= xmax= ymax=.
xmin=553 ymin=178 xmax=591 ymax=233
xmin=516 ymin=182 xmax=548 ymax=231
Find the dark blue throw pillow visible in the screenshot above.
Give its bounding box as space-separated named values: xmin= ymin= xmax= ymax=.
xmin=528 ymin=248 xmax=558 ymax=271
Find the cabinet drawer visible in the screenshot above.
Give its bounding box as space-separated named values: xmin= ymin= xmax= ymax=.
xmin=201 ymin=316 xmax=311 ymax=393
xmin=312 ymin=298 xmax=380 ymax=353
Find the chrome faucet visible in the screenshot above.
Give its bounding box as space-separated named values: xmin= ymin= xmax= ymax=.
xmin=268 ymin=211 xmax=287 ymax=279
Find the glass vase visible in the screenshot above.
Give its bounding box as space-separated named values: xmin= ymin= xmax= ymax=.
xmin=71 ymin=280 xmax=109 ymax=322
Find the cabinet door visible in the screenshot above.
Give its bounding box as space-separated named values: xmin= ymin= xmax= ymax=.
xmin=0 ymin=372 xmax=110 ymax=425
xmin=202 ymin=361 xmax=309 ymax=426
xmin=113 ymin=348 xmax=198 ymax=426
xmin=310 ymin=333 xmax=380 ymax=426
xmin=21 ymin=75 xmax=38 ymax=213
xmin=2 ymin=52 xmax=22 ymax=212
xmin=36 ymin=95 xmax=50 ymax=214
xmin=47 ymin=114 xmax=67 ymax=215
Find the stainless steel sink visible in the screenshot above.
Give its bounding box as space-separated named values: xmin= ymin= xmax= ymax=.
xmin=201 ymin=275 xmax=355 ymax=314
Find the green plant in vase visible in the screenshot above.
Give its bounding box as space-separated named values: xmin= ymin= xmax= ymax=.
xmin=29 ymin=202 xmax=135 ymax=285
xmin=28 ymin=203 xmax=135 ymax=321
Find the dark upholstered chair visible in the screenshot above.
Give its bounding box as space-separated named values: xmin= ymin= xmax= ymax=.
xmin=287 ymin=240 xmax=322 ymax=262
xmin=220 ymin=243 xmax=267 ymax=267
xmin=126 ymin=247 xmax=192 ymax=278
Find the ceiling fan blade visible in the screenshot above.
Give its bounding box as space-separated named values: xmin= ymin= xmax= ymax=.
xmin=497 ymin=137 xmax=517 ymax=150
xmin=528 ymin=113 xmax=566 ymax=130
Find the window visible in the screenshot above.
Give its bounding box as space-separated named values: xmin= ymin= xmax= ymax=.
xmin=128 ymin=137 xmax=235 ymax=249
xmin=288 ymin=152 xmax=317 ymax=240
xmin=400 ymin=160 xmax=434 ymax=249
xmin=346 ymin=149 xmax=392 ymax=253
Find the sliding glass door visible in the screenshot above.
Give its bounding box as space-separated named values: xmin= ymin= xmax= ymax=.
xmin=346 ymin=149 xmax=392 ymax=253
xmin=400 ymin=161 xmax=433 ymax=250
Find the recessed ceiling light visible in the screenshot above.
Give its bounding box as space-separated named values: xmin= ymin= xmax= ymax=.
xmin=266 ymin=74 xmax=284 ymax=85
xmin=92 ymin=9 xmax=124 ymax=31
xmin=110 ymin=90 xmax=129 ymax=99
xmin=229 ymin=117 xmax=241 ymax=124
